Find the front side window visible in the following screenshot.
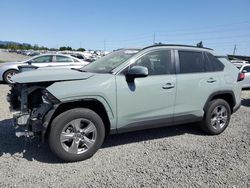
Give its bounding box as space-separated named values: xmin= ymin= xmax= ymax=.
xmin=179 ymin=51 xmax=204 ymax=73
xmin=56 ymin=55 xmax=73 ymax=63
xmin=130 ymin=50 xmax=172 ymax=75
xmin=31 ymin=55 xmax=52 ymax=63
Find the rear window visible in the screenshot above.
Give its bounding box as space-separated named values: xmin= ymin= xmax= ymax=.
xmin=243 ymin=66 xmax=250 ymax=72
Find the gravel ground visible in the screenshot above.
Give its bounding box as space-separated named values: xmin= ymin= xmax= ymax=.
xmin=0 ymin=85 xmax=249 ymax=187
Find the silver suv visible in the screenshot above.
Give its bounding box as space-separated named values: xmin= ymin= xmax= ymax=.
xmin=8 ymin=45 xmax=242 ymax=162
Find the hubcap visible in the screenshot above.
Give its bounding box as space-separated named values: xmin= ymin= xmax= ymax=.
xmin=60 ymin=118 xmax=97 ymax=154
xmin=6 ymin=71 xmax=17 ymax=83
xmin=210 ymin=105 xmax=228 ymax=130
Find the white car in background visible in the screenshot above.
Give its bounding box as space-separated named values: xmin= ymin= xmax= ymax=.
xmin=0 ymin=54 xmax=89 ymax=83
xmin=234 ymin=63 xmax=250 ymax=88
xmin=231 ymin=60 xmax=249 ymax=64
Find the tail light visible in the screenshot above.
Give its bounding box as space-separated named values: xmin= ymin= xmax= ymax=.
xmin=237 ymin=72 xmax=245 ymax=81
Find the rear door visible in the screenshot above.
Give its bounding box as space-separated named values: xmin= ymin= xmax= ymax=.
xmin=174 ymin=50 xmax=222 ymax=121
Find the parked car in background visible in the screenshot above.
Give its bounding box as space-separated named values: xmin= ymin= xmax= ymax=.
xmin=231 ymin=60 xmax=249 ymax=64
xmin=0 ymin=54 xmax=89 ymax=83
xmin=8 ymin=44 xmax=242 ymax=162
xmin=234 ymin=63 xmax=250 ymax=88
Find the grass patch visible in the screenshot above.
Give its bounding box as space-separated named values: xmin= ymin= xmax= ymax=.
xmin=0 ymin=60 xmax=5 ymax=63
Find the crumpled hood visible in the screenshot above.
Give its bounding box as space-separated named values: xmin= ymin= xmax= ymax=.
xmin=12 ymin=68 xmax=95 ymax=83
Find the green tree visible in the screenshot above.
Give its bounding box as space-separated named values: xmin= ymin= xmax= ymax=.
xmin=59 ymin=46 xmax=72 ymax=51
xmin=77 ymin=48 xmax=85 ymax=52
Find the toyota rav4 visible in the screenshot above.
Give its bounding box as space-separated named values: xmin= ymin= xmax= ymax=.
xmin=7 ymin=45 xmax=242 ymax=162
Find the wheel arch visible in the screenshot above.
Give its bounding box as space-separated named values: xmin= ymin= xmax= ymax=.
xmin=203 ymin=91 xmax=236 ymax=114
xmin=43 ymin=98 xmax=112 ymax=140
xmin=3 ymin=68 xmax=19 ymax=81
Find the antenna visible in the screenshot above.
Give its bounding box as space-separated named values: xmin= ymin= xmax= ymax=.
xmin=233 ymin=45 xmax=236 ymax=55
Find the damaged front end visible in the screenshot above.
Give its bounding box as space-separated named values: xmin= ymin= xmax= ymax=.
xmin=7 ymin=83 xmax=60 ymax=140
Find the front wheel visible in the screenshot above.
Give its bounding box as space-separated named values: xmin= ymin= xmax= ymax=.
xmin=3 ymin=69 xmax=19 ymax=84
xmin=49 ymin=108 xmax=105 ymax=162
xmin=201 ymin=99 xmax=231 ymax=135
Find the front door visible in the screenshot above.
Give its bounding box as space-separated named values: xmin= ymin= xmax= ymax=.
xmin=116 ymin=49 xmax=176 ymax=131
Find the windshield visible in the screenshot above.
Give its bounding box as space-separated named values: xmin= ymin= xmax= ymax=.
xmin=81 ymin=49 xmax=139 ymax=73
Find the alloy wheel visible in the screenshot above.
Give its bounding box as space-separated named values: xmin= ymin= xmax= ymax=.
xmin=210 ymin=105 xmax=228 ymax=130
xmin=60 ymin=118 xmax=97 ymax=154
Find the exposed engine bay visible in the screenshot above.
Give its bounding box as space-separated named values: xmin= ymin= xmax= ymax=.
xmin=7 ymin=82 xmax=60 ymax=139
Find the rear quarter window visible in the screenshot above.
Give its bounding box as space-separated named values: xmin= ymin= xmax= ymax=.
xmin=205 ymin=53 xmax=224 ymax=71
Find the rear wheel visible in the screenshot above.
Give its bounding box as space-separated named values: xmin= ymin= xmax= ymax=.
xmin=3 ymin=69 xmax=19 ymax=84
xmin=201 ymin=99 xmax=231 ymax=135
xmin=49 ymin=108 xmax=105 ymax=162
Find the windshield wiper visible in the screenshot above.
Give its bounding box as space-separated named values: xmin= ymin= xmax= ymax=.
xmin=71 ymin=68 xmax=87 ymax=72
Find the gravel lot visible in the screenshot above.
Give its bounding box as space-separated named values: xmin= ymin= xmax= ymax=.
xmin=0 ymin=53 xmax=249 ymax=187
xmin=0 ymin=86 xmax=249 ymax=187
xmin=0 ymin=51 xmax=28 ymax=62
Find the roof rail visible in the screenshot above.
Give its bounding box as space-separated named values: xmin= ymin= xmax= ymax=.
xmin=142 ymin=44 xmax=213 ymax=50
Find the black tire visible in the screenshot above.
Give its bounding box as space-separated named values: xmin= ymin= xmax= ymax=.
xmin=3 ymin=69 xmax=19 ymax=84
xmin=49 ymin=108 xmax=105 ymax=162
xmin=201 ymin=99 xmax=231 ymax=135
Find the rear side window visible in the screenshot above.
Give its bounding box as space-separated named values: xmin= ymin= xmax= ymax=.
xmin=179 ymin=51 xmax=205 ymax=73
xmin=205 ymin=53 xmax=224 ymax=71
xmin=56 ymin=55 xmax=73 ymax=63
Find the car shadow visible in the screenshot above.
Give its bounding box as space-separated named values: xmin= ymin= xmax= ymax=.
xmin=102 ymin=123 xmax=204 ymax=148
xmin=0 ymin=118 xmax=62 ymax=163
xmin=0 ymin=118 xmax=204 ymax=164
xmin=242 ymin=98 xmax=250 ymax=107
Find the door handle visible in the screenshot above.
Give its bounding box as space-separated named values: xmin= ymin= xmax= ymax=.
xmin=162 ymin=83 xmax=175 ymax=89
xmin=207 ymin=78 xmax=217 ymax=83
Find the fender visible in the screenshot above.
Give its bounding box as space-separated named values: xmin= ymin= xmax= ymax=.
xmin=42 ymin=96 xmax=116 ymax=140
xmin=203 ymin=90 xmax=236 ymax=112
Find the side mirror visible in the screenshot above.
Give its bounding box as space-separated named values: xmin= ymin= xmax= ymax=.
xmin=126 ymin=66 xmax=148 ymax=82
xmin=27 ymin=61 xmax=32 ymax=65
xmin=242 ymin=70 xmax=248 ymax=73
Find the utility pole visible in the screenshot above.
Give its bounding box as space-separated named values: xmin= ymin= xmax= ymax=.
xmin=233 ymin=45 xmax=237 ymax=55
xmin=153 ymin=32 xmax=156 ymax=44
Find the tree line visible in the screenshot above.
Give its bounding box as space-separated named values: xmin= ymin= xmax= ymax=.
xmin=0 ymin=43 xmax=85 ymax=52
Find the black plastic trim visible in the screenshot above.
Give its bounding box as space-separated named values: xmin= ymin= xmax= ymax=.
xmin=233 ymin=102 xmax=241 ymax=113
xmin=116 ymin=114 xmax=202 ymax=134
xmin=203 ymin=90 xmax=236 ymax=112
